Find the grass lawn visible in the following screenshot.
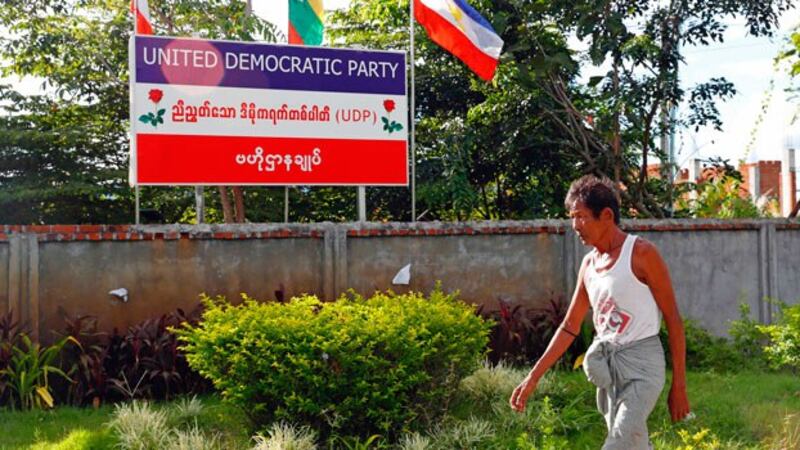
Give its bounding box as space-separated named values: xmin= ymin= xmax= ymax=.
xmin=0 ymin=396 xmax=250 ymax=450
xmin=453 ymin=369 xmax=800 ymax=449
xmin=0 ymin=370 xmax=798 ymax=449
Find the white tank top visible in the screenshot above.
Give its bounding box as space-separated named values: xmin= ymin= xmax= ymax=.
xmin=583 ymin=234 xmax=661 ymax=345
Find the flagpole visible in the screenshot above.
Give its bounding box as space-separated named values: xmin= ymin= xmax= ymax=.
xmin=131 ymin=0 xmax=140 ymax=225
xmin=409 ymin=0 xmax=416 ymax=222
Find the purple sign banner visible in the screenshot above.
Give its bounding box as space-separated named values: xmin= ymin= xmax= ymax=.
xmin=135 ymin=36 xmax=406 ymax=95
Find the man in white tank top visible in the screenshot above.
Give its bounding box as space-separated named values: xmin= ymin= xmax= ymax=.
xmin=509 ymin=175 xmax=690 ymax=449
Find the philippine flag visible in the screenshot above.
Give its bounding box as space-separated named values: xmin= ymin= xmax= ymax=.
xmin=414 ymin=0 xmax=503 ymax=81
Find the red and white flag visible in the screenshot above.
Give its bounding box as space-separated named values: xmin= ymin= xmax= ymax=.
xmin=130 ymin=0 xmax=154 ymax=35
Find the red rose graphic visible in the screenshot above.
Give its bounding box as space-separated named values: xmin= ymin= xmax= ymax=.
xmin=148 ymin=89 xmax=163 ymax=103
xmin=383 ymin=99 xmax=395 ymax=113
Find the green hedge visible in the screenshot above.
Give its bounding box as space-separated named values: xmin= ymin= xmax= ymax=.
xmin=176 ymin=289 xmax=491 ymax=438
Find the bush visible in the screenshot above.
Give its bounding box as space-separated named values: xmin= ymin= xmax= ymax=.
xmin=177 ymin=288 xmax=491 ymax=439
xmin=660 ymin=318 xmax=751 ymax=372
xmin=728 ymin=303 xmax=769 ymax=368
xmin=758 ymin=302 xmax=800 ymax=372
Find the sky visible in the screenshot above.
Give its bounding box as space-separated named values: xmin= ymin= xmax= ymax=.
xmin=5 ymin=0 xmax=800 ymax=170
xmin=677 ymin=9 xmax=800 ymax=167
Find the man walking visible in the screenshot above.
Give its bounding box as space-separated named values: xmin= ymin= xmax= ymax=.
xmin=509 ymin=175 xmax=690 ymax=449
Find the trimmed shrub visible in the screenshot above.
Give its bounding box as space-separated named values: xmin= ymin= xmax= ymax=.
xmin=177 ymin=288 xmax=491 ymax=438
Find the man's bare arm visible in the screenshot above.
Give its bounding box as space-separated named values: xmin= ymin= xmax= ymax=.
xmin=633 ymin=239 xmax=690 ymax=422
xmin=510 ymin=256 xmax=591 ymax=412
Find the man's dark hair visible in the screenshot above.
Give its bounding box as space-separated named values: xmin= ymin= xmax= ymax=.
xmin=564 ymin=175 xmax=621 ymax=224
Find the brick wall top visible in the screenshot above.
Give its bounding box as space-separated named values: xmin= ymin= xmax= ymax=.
xmin=0 ymin=219 xmax=798 ymax=242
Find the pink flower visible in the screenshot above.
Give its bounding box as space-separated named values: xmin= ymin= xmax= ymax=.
xmin=148 ymin=89 xmax=163 ymax=103
xmin=383 ymin=99 xmax=395 ymax=113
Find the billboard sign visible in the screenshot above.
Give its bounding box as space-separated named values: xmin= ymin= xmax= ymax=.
xmin=129 ymin=35 xmax=408 ymax=185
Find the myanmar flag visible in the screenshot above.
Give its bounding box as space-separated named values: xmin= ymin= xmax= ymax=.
xmin=289 ymin=0 xmax=324 ymax=45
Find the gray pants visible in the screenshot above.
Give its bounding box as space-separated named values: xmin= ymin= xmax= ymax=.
xmin=582 ymin=335 xmax=666 ymax=450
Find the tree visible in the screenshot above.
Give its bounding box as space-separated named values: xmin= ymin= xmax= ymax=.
xmin=329 ymin=0 xmax=584 ymax=220
xmin=526 ymin=0 xmax=794 ymax=217
xmin=2 ymin=0 xmax=794 ymax=223
xmin=779 ymin=24 xmax=800 ymax=217
xmin=0 ymin=0 xmax=279 ymax=224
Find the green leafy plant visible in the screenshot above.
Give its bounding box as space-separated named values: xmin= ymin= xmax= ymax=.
xmin=673 ymin=428 xmax=722 ymax=450
xmin=676 ymin=174 xmax=765 ymax=219
xmin=661 ymin=319 xmax=745 ymax=372
xmin=252 ymin=422 xmax=318 ymax=450
xmin=728 ymin=303 xmax=769 ymax=368
xmin=1 ymin=334 xmax=75 ymax=410
xmin=177 ymin=288 xmax=491 ymax=439
xmin=397 ymin=432 xmax=431 ymax=450
xmin=458 ymin=361 xmax=518 ymax=405
xmin=167 ymin=425 xmax=221 ymax=450
xmin=428 ymin=418 xmax=494 ymax=449
xmin=169 ymin=395 xmax=204 ymax=427
xmin=327 ymin=434 xmax=385 ymax=450
xmin=758 ymin=302 xmax=800 ymax=372
xmin=109 ymin=401 xmax=169 ymax=450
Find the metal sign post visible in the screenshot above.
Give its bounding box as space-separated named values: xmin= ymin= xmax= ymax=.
xmin=409 ymin=0 xmax=416 ymax=222
xmin=358 ymin=186 xmax=366 ymax=221
xmin=194 ymin=186 xmax=205 ymax=223
xmin=135 ymin=185 xmax=140 ymax=224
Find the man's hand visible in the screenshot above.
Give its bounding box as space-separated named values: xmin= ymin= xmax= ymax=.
xmin=668 ymin=381 xmax=690 ymax=422
xmin=509 ymin=375 xmax=538 ymax=412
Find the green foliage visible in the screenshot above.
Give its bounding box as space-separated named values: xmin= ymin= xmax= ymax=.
xmin=327 ymin=433 xmax=386 ymax=450
xmin=676 ymin=175 xmax=765 ymax=218
xmin=109 ymin=400 xmax=224 ymax=450
xmin=758 ymin=301 xmax=800 ymax=372
xmin=779 ymin=25 xmax=800 ymax=118
xmin=1 ymin=370 xmax=800 ymax=448
xmin=0 ymin=334 xmax=74 ymax=410
xmin=177 ymin=289 xmax=491 ymax=439
xmin=458 ymin=361 xmax=518 ymax=405
xmin=728 ymin=303 xmax=769 ymax=367
xmin=529 ymin=0 xmax=791 ymax=218
xmin=109 ymin=401 xmax=170 ymax=450
xmin=253 ymin=422 xmax=318 ymax=450
xmin=0 ymin=0 xmax=280 ymax=224
xmin=330 ymin=0 xmax=583 ymax=221
xmin=672 ymin=428 xmax=723 ymax=450
xmin=660 ymin=304 xmax=777 ymax=373
xmin=1 ymin=0 xmax=793 ymax=222
xmin=509 ymin=397 xmax=570 ymax=450
xmin=661 ymin=319 xmax=743 ymax=373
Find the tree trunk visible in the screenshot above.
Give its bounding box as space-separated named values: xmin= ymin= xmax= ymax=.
xmin=233 ymin=186 xmax=246 ymax=223
xmin=218 ymin=186 xmax=234 ymax=223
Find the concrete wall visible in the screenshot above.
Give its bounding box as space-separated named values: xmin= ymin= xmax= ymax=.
xmin=0 ymin=220 xmax=798 ymax=340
